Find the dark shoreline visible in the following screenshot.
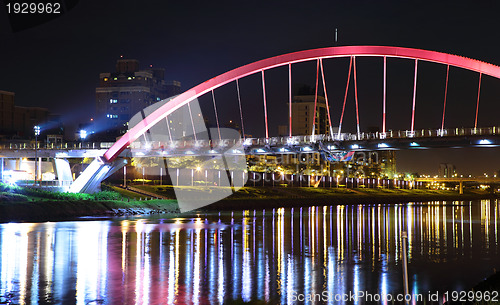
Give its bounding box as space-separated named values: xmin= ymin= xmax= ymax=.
xmin=0 ymin=199 xmax=179 ymax=223
xmin=204 ymin=193 xmax=498 ymax=210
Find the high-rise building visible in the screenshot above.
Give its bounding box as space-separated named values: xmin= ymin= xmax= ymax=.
xmin=291 ymin=95 xmax=330 ymax=136
xmin=0 ymin=91 xmax=15 ymax=135
xmin=0 ymin=90 xmax=49 ymax=139
xmin=95 ymin=59 xmax=181 ymax=133
xmin=439 ymin=163 xmax=456 ymax=178
xmin=166 ymin=80 xmax=182 ymax=97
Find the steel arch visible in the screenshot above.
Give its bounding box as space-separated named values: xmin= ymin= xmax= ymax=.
xmin=103 ymin=45 xmax=500 ymax=161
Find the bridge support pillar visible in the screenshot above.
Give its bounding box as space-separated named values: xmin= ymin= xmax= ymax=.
xmin=52 ymin=158 xmax=73 ymax=188
xmin=459 ymin=181 xmax=464 ymax=195
xmin=68 ymin=157 xmax=126 ymax=193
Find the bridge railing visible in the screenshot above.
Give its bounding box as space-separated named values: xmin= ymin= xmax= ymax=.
xmin=328 ymin=126 xmax=499 ymax=142
xmin=0 ymin=126 xmax=498 ymax=151
xmin=0 ymin=142 xmax=116 ymax=150
xmin=16 ymin=180 xmax=73 ymax=187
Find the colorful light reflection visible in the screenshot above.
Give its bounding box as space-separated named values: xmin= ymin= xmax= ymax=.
xmin=0 ymin=200 xmax=499 ymax=304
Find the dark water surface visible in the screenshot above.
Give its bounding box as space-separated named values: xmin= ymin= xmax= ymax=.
xmin=0 ymin=200 xmax=499 ymax=304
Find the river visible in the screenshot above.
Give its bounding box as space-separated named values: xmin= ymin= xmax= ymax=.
xmin=0 ymin=200 xmax=499 ymax=304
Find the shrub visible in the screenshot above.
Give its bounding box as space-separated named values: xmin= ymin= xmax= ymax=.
xmin=0 ymin=192 xmax=29 ymax=201
xmin=92 ymin=191 xmax=121 ymax=201
xmin=0 ymin=183 xmax=122 ymax=201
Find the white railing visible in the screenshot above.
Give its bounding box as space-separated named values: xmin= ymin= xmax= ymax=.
xmin=0 ymin=126 xmax=498 ymax=151
xmin=16 ymin=180 xmax=73 ymax=187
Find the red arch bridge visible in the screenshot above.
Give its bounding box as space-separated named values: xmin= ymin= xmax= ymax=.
xmin=7 ymin=46 xmax=500 ymax=193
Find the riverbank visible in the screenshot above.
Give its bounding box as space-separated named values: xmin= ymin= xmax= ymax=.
xmin=0 ymin=199 xmax=179 ymax=223
xmin=0 ymin=183 xmax=179 ymax=223
xmin=132 ymin=185 xmax=498 ymax=210
xmin=210 ymin=189 xmax=498 ymax=210
xmin=0 ymin=183 xmax=497 ymax=222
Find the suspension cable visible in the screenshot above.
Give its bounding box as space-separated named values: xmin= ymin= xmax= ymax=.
xmin=211 ymin=90 xmax=221 ymax=142
xmin=311 ymin=59 xmax=320 ymax=140
xmin=353 ymin=56 xmax=360 ymax=138
xmin=410 ymin=59 xmax=418 ymax=134
xmin=441 ymin=65 xmax=450 ymax=134
xmin=261 ymin=70 xmax=269 ymax=140
xmin=288 ymin=63 xmax=292 ymax=139
xmin=338 ymin=56 xmax=353 ymax=138
xmin=187 ymin=102 xmax=197 ymax=141
xmin=235 ymin=79 xmax=245 ymax=139
xmin=382 ymin=56 xmax=387 ymax=135
xmin=320 ymin=58 xmax=334 ymax=137
xmin=475 ymin=72 xmax=482 ymax=130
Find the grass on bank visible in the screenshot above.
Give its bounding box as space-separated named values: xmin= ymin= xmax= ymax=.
xmin=0 ymin=182 xmax=180 ymax=222
xmin=0 ymin=182 xmax=123 ymax=201
xmin=0 ymin=182 xmax=179 ymax=211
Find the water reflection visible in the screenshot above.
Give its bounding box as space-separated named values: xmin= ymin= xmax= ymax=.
xmin=0 ymin=200 xmax=499 ymax=304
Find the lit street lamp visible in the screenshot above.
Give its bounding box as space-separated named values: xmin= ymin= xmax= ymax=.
xmin=34 ymin=125 xmax=40 ymax=185
xmin=79 ymin=129 xmax=87 ymax=140
xmin=79 ymin=129 xmax=87 ymax=150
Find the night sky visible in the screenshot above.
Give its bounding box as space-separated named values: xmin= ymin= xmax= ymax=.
xmin=1 ymin=0 xmax=500 ymax=175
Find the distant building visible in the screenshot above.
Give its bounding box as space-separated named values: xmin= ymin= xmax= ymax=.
xmin=95 ymin=59 xmax=181 ymax=134
xmin=166 ymin=80 xmax=182 ymax=97
xmin=380 ymin=151 xmax=397 ymax=178
xmin=439 ymin=163 xmax=456 ymax=178
xmin=291 ymin=95 xmax=330 ymax=136
xmin=0 ymin=91 xmax=14 ymax=134
xmin=0 ymin=90 xmax=49 ymax=139
xmin=278 ymin=125 xmax=288 ymax=137
xmin=224 ymin=120 xmax=241 ymax=135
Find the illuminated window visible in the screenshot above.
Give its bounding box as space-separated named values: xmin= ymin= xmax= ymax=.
xmin=106 ymin=114 xmax=118 ymax=119
xmin=109 ymin=99 xmax=118 ymax=104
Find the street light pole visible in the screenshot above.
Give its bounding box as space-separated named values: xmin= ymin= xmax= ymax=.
xmin=34 ymin=126 xmax=40 ymax=185
xmin=79 ymin=130 xmax=87 ymax=179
